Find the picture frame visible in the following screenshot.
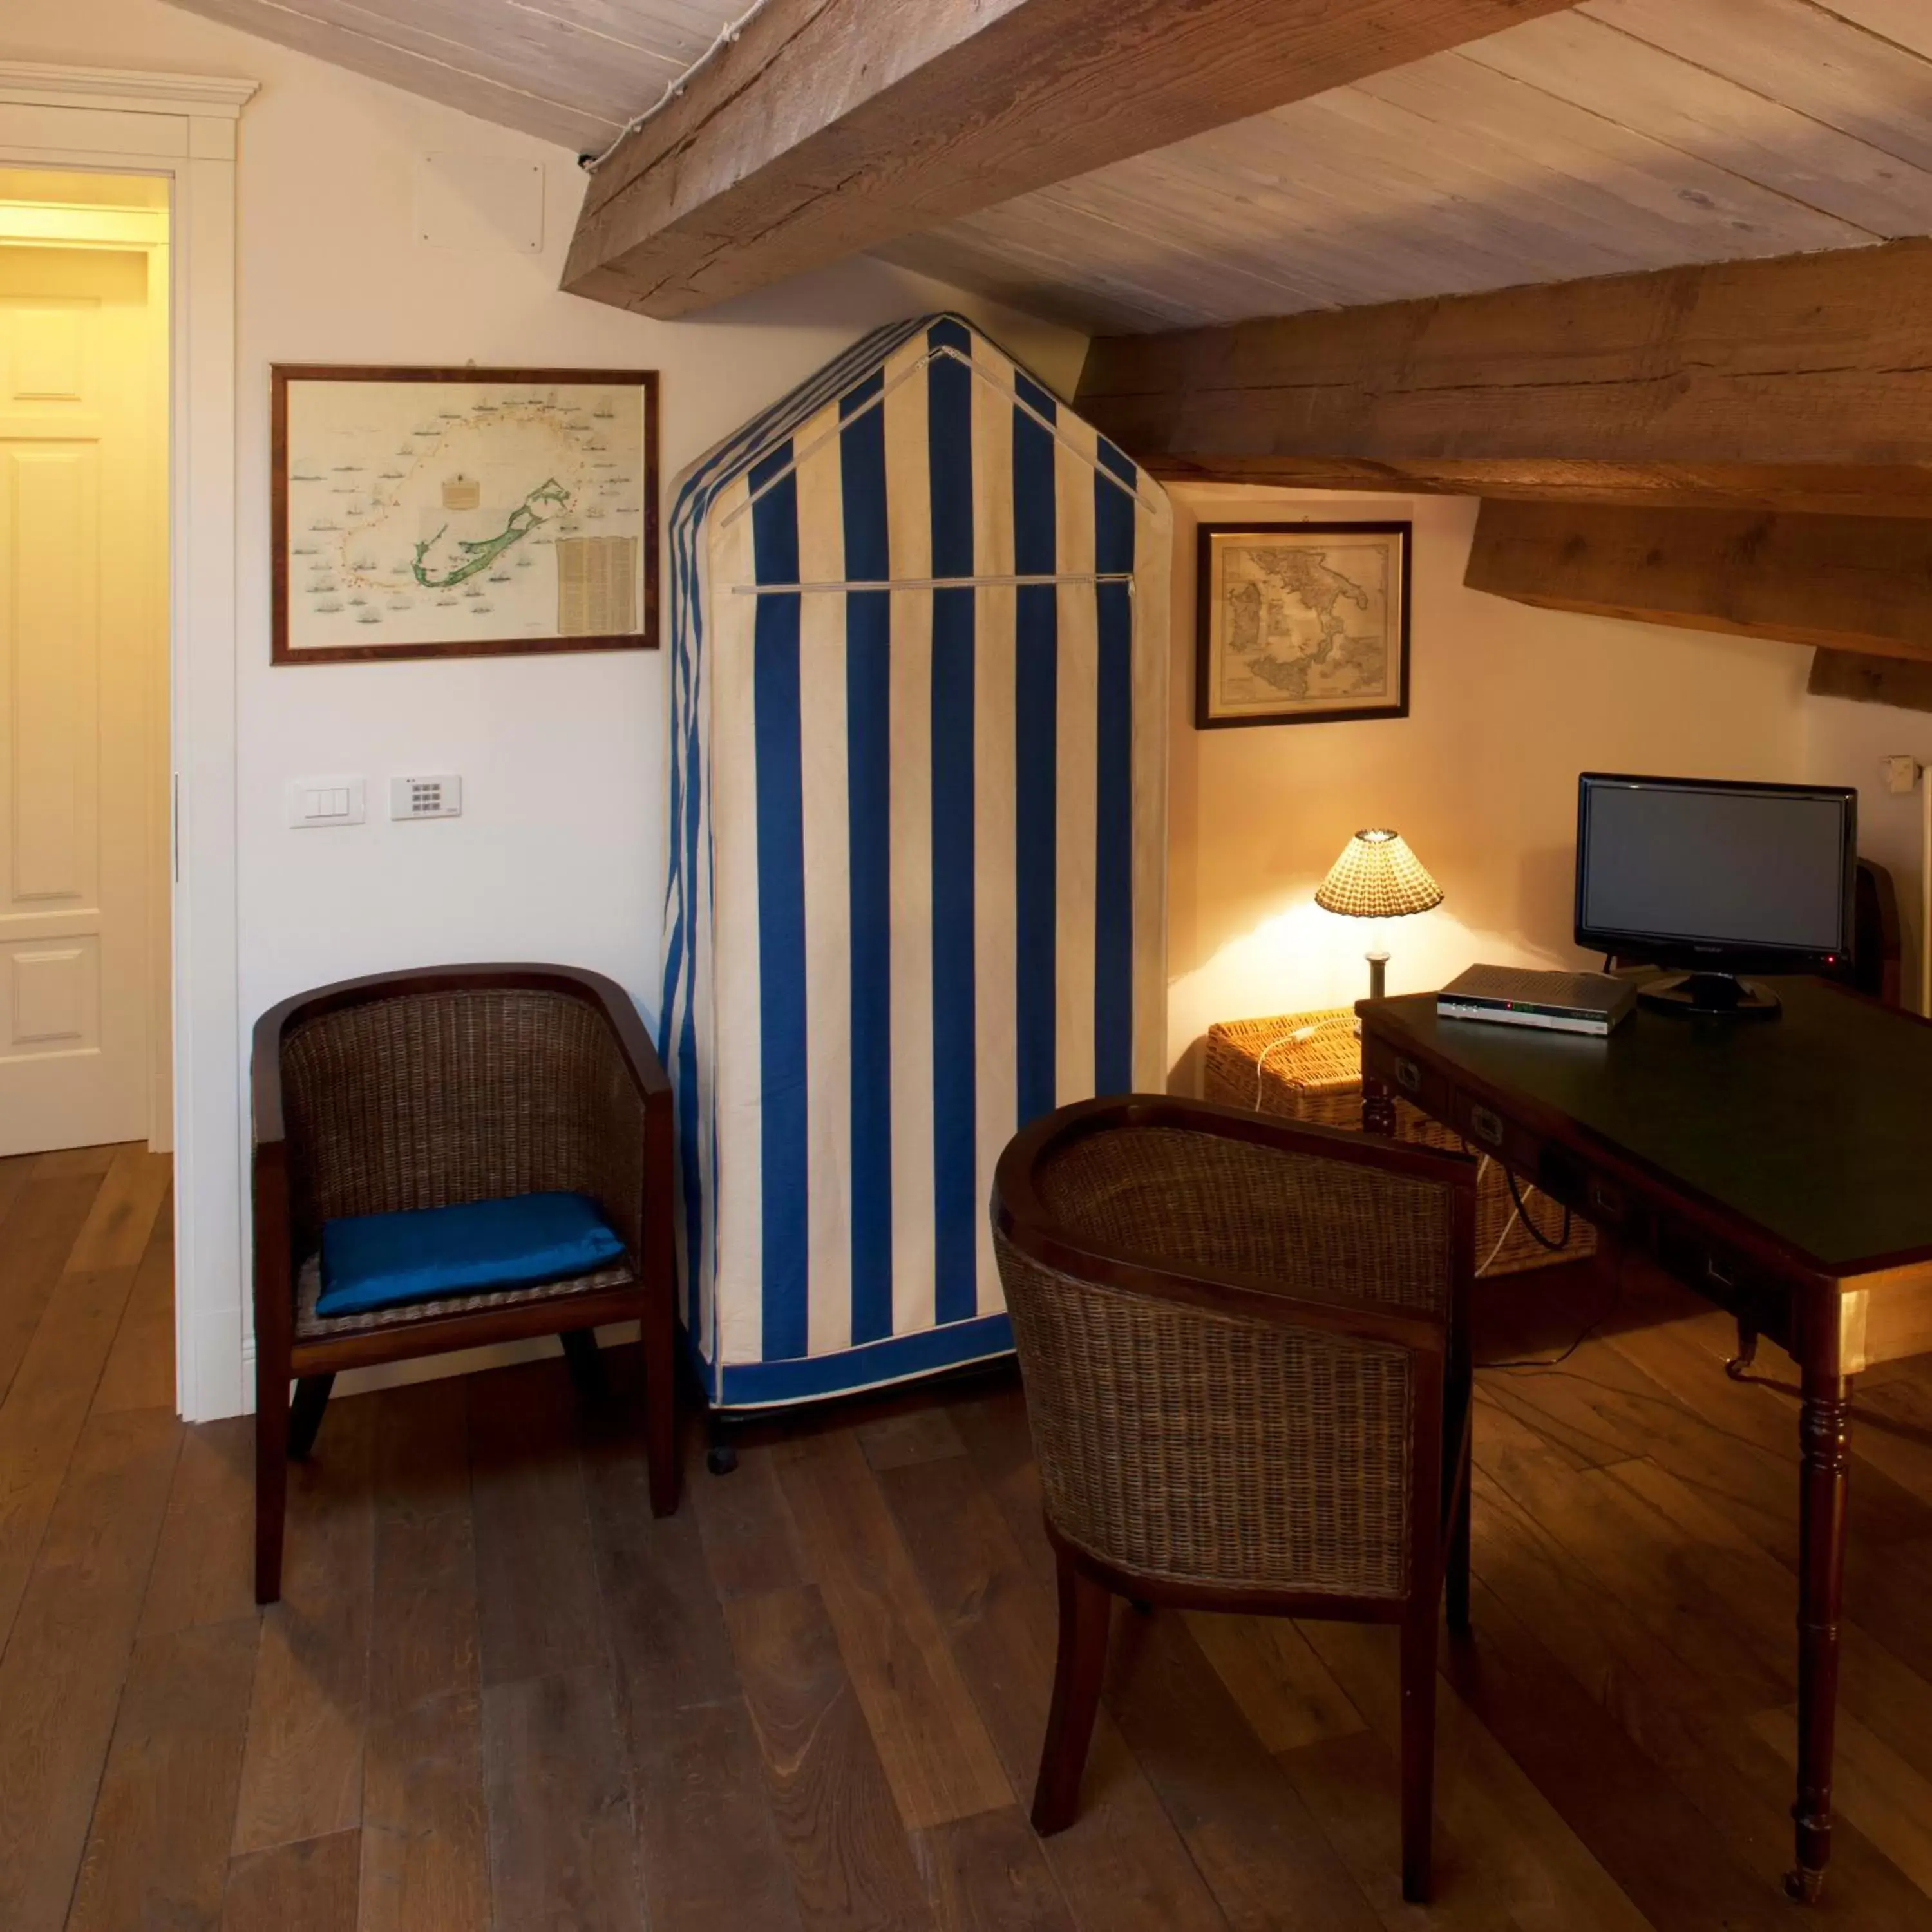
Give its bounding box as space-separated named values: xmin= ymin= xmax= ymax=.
xmin=271 ymin=365 xmax=659 ymax=665
xmin=1195 ymin=520 xmax=1411 ymax=728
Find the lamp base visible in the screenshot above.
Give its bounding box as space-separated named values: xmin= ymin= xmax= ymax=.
xmin=1354 ymin=951 xmax=1392 ymax=1036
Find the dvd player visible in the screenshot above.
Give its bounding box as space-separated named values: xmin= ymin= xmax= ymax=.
xmin=1436 ymin=965 xmax=1636 ymax=1036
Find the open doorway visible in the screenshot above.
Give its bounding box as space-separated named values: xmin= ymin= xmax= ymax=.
xmin=1 ymin=68 xmax=249 ymax=1423
xmin=0 ymin=168 xmax=171 ymax=1162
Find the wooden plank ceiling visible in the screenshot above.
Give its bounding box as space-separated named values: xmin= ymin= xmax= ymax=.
xmin=882 ymin=0 xmax=1932 ymax=333
xmin=155 ymin=0 xmax=747 ymax=154
xmin=563 ymin=0 xmax=1586 ymax=318
xmin=162 ymin=0 xmax=1932 ymax=336
xmin=160 ymin=0 xmax=1932 ymax=699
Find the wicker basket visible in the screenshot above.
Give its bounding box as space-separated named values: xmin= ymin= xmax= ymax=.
xmin=1204 ymin=1009 xmax=1592 ymax=1276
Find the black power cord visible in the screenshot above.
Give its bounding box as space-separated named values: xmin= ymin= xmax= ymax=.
xmin=1504 ymin=1163 xmax=1572 ymax=1253
xmin=1468 ymin=1144 xmax=1609 ymax=1371
xmin=1477 ymin=1262 xmax=1623 ymax=1372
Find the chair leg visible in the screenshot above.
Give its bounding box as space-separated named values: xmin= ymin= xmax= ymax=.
xmin=287 ymin=1374 xmax=334 ymax=1462
xmin=643 ymin=1282 xmax=679 ymax=1517
xmin=1446 ymin=1412 xmax=1473 ymax=1637
xmin=1032 ymin=1548 xmax=1112 ymax=1836
xmin=1400 ymin=1602 xmax=1440 ymax=1903
xmin=560 ymin=1327 xmax=605 ymax=1398
xmin=1446 ymin=1486 xmax=1472 ymax=1638
xmin=254 ymin=1355 xmax=290 ymax=1607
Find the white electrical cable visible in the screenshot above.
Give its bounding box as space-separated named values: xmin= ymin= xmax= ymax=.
xmin=1243 ymin=1023 xmax=1529 ymax=1272
xmin=580 ymin=0 xmax=773 ymax=172
xmin=1250 ymin=1017 xmax=1340 ymax=1111
xmin=1477 ymin=1215 xmax=1521 ymax=1279
xmin=1473 ymin=1154 xmax=1524 ymax=1278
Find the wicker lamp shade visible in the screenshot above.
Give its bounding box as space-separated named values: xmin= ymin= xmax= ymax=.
xmin=1315 ymin=830 xmax=1443 ymax=920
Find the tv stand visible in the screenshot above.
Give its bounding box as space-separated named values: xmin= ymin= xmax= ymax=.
xmin=1637 ymin=970 xmax=1781 ymax=1020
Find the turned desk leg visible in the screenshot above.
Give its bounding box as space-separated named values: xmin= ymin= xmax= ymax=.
xmin=1788 ymin=1365 xmax=1852 ymax=1904
xmin=1362 ymin=1073 xmax=1397 ymax=1138
xmin=1727 ymin=1321 xmax=1759 ymax=1382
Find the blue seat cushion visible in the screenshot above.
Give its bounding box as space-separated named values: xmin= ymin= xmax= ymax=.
xmin=316 ymin=1191 xmax=627 ymax=1319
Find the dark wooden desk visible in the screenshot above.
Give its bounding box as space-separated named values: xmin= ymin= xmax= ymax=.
xmin=1358 ymin=977 xmax=1932 ymax=1903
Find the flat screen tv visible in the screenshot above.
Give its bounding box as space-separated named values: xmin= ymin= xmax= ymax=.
xmin=1574 ymin=773 xmax=1857 ymax=1019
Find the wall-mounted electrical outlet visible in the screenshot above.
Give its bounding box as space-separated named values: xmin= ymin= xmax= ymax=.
xmin=1882 ymin=755 xmax=1921 ymax=797
xmin=390 ymin=774 xmax=463 ymax=820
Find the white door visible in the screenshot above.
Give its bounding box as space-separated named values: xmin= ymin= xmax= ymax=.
xmin=0 ymin=227 xmax=167 ymax=1155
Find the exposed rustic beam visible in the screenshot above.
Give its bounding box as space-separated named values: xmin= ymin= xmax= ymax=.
xmin=1808 ymin=652 xmax=1932 ymax=714
xmin=1077 ymin=239 xmax=1932 ymax=511
xmin=1130 ymin=459 xmax=1932 ymax=521
xmin=1463 ymin=500 xmax=1932 ymax=665
xmin=564 ymin=0 xmax=1582 ymax=319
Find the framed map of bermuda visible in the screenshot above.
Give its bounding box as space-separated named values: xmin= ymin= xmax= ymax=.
xmin=1195 ymin=521 xmax=1410 ymax=728
xmin=272 ymin=365 xmax=658 ymax=664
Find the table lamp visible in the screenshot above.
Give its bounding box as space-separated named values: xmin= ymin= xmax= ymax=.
xmin=1315 ymin=828 xmax=1443 ymax=1002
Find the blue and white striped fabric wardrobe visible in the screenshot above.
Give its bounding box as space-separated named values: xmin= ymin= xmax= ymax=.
xmin=659 ymin=314 xmax=1171 ymax=1409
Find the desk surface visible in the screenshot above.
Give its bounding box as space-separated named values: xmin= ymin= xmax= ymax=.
xmin=1367 ymin=977 xmax=1932 ymax=1278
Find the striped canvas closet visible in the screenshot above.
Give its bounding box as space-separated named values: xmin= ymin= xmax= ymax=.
xmin=660 ymin=315 xmax=1171 ymax=1408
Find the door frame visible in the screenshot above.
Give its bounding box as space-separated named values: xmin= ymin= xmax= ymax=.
xmin=0 ymin=61 xmax=256 ymax=1421
xmin=0 ymin=187 xmax=173 ymax=1160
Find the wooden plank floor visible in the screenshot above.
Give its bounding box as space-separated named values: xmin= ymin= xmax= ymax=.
xmin=7 ymin=1144 xmax=1932 ymax=1929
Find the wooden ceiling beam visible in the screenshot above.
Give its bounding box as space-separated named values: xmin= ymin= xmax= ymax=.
xmin=564 ymin=0 xmax=1584 ymax=319
xmin=1077 ymin=239 xmax=1932 ymax=503
xmin=1137 ymin=456 xmax=1932 ymax=520
xmin=1808 ymin=652 xmax=1932 ymax=714
xmin=1463 ymin=499 xmax=1932 ymax=666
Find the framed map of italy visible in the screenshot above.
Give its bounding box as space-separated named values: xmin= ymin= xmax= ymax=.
xmin=272 ymin=365 xmax=658 ymax=664
xmin=1195 ymin=520 xmax=1410 ymax=728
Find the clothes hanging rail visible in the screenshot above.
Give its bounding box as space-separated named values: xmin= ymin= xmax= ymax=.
xmin=729 ymin=572 xmax=1137 ymax=595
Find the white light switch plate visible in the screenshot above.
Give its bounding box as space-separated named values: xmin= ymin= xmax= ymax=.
xmin=391 ymin=774 xmax=462 ymax=820
xmin=288 ymin=776 xmax=366 ymax=828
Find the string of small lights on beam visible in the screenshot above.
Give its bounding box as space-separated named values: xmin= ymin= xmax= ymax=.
xmin=580 ymin=0 xmax=773 ymax=172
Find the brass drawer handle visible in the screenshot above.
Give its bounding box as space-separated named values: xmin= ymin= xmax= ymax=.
xmin=1590 ymin=1180 xmax=1625 ymax=1221
xmin=1706 ymin=1253 xmax=1736 ymax=1291
xmin=1468 ymin=1104 xmax=1504 ymax=1148
xmin=1394 ymin=1056 xmax=1423 ymax=1095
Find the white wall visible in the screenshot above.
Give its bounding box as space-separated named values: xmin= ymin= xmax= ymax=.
xmin=1804 ymin=694 xmax=1932 ymax=1000
xmin=15 ymin=0 xmax=1924 ymax=1399
xmin=8 ymin=0 xmax=1085 ymax=1039
xmin=5 ymin=0 xmax=1085 ymax=1405
xmin=1164 ymin=486 xmax=1819 ymax=1088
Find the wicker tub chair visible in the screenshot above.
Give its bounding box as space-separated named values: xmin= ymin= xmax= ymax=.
xmin=991 ymin=1095 xmax=1476 ymax=1902
xmin=251 ymin=965 xmax=677 ymax=1604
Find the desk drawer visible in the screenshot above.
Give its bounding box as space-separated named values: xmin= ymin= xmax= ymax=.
xmin=1537 ymin=1152 xmax=1651 ymax=1241
xmin=1451 ymin=1097 xmax=1648 ymax=1251
xmin=1362 ymin=1034 xmax=1452 ymax=1121
xmin=1452 ymin=1086 xmax=1544 ymax=1176
xmin=1653 ymin=1216 xmax=1783 ymax=1329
